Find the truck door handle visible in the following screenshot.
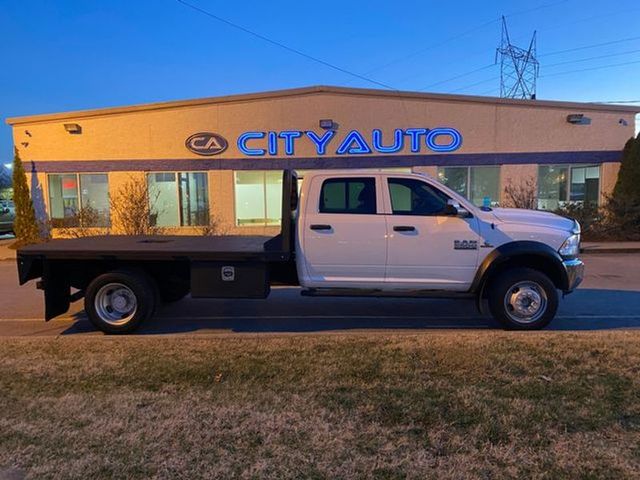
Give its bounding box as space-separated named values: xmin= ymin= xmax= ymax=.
xmin=310 ymin=224 xmax=332 ymax=231
xmin=393 ymin=225 xmax=415 ymax=232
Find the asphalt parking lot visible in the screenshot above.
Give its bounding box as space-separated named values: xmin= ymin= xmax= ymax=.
xmin=0 ymin=253 xmax=639 ymax=336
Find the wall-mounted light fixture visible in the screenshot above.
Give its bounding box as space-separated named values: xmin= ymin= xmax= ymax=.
xmin=619 ymin=118 xmax=629 ymax=126
xmin=63 ymin=123 xmax=82 ymax=134
xmin=566 ymin=114 xmax=591 ymax=125
xmin=319 ymin=119 xmax=335 ymax=130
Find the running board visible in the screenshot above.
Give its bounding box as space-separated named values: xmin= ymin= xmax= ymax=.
xmin=301 ymin=288 xmax=475 ymax=299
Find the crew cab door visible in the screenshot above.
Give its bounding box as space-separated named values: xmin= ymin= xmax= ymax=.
xmin=383 ymin=176 xmax=480 ymax=291
xmin=298 ymin=175 xmax=387 ymax=288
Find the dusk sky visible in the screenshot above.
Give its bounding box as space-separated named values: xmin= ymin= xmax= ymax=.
xmin=1 ymin=0 xmax=639 ymax=162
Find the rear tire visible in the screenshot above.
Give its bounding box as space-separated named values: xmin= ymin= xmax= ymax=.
xmin=84 ymin=269 xmax=156 ymax=334
xmin=488 ymin=268 xmax=558 ymax=330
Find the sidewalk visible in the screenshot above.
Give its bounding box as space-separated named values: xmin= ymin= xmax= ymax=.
xmin=0 ymin=239 xmax=16 ymax=261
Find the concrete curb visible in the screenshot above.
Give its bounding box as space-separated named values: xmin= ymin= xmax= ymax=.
xmin=581 ymin=248 xmax=640 ymax=254
xmin=581 ymin=242 xmax=640 ymax=255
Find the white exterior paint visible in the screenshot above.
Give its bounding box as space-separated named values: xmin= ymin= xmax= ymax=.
xmin=295 ymin=170 xmax=577 ymax=291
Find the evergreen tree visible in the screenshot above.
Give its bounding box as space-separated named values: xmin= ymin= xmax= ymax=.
xmin=608 ymin=133 xmax=640 ymax=239
xmin=613 ymin=133 xmax=640 ymax=203
xmin=12 ymin=148 xmax=41 ymax=245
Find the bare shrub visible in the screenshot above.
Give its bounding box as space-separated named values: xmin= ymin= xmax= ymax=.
xmin=604 ymin=194 xmax=640 ymax=240
xmin=554 ymin=202 xmax=605 ymax=241
xmin=198 ymin=214 xmax=229 ymax=236
xmin=54 ymin=206 xmax=106 ymax=238
xmin=503 ymin=176 xmax=537 ymax=210
xmin=110 ymin=179 xmax=162 ymax=235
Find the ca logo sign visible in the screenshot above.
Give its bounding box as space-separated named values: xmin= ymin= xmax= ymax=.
xmin=185 ymin=132 xmax=228 ymax=156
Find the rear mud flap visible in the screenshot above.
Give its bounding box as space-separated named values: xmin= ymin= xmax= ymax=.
xmin=42 ymin=261 xmax=71 ymax=321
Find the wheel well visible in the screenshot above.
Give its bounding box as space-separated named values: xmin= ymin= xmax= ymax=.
xmin=65 ymin=260 xmax=190 ymax=292
xmin=480 ymin=255 xmax=566 ymax=296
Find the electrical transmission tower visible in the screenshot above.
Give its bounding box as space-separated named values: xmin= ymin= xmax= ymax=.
xmin=495 ymin=16 xmax=539 ymax=99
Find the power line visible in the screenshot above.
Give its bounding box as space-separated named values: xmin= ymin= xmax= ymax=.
xmin=355 ymin=19 xmax=499 ymax=78
xmin=412 ymin=3 xmax=634 ymax=88
xmin=449 ymin=76 xmax=499 ymax=93
xmin=539 ymin=35 xmax=640 ymax=58
xmin=453 ymin=56 xmax=640 ymax=95
xmin=175 ymin=0 xmax=396 ymax=90
xmin=351 ymin=0 xmax=571 ymax=79
xmin=438 ymin=36 xmax=640 ymax=94
xmin=544 ymin=48 xmax=640 ymax=68
xmin=418 ymin=64 xmax=496 ymax=91
xmin=508 ymin=7 xmax=640 ymax=46
xmin=540 ymin=58 xmax=640 ymax=78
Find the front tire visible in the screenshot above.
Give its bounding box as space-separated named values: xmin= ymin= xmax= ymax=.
xmin=488 ymin=268 xmax=558 ymax=330
xmin=84 ymin=270 xmax=156 ymax=334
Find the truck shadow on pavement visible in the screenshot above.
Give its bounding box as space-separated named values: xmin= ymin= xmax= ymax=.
xmin=58 ymin=288 xmax=640 ymax=335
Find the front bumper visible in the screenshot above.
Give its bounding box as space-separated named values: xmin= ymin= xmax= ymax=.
xmin=562 ymin=258 xmax=584 ymax=293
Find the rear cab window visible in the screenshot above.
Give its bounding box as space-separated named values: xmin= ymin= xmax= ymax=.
xmin=319 ymin=178 xmax=376 ymax=214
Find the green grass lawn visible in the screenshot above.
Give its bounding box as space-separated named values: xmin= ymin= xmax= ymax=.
xmin=1 ymin=332 xmax=639 ymax=479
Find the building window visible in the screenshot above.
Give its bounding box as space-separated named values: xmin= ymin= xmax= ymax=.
xmin=147 ymin=172 xmax=209 ymax=227
xmin=234 ymin=171 xmax=282 ymax=226
xmin=319 ymin=177 xmax=376 ymax=214
xmin=48 ymin=173 xmax=109 ymax=227
xmin=537 ymin=165 xmax=600 ymax=210
xmin=438 ymin=166 xmax=500 ymax=207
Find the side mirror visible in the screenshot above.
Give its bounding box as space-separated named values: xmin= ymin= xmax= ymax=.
xmin=456 ymin=206 xmax=472 ymax=218
xmin=445 ymin=200 xmax=472 ymax=218
xmin=443 ymin=204 xmax=458 ymax=216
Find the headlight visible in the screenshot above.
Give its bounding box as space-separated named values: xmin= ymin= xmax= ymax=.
xmin=559 ymin=234 xmax=580 ymax=257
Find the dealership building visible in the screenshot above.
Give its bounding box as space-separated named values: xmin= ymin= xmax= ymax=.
xmin=6 ymin=85 xmax=639 ymax=236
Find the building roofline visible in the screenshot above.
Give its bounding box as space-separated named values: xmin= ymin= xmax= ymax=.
xmin=6 ymin=85 xmax=640 ymax=125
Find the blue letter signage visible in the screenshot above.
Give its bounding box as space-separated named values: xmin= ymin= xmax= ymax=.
xmin=191 ymin=127 xmax=462 ymax=157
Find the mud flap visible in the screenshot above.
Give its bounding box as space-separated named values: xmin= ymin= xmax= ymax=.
xmin=42 ymin=261 xmax=71 ymax=321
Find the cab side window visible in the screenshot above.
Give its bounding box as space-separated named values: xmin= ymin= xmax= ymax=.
xmin=388 ymin=178 xmax=450 ymax=215
xmin=319 ymin=178 xmax=376 ymax=214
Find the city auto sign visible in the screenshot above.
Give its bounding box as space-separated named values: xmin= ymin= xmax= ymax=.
xmin=185 ymin=127 xmax=462 ymax=156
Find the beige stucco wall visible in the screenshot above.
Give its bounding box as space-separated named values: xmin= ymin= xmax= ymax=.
xmin=10 ymin=89 xmax=637 ymax=236
xmin=10 ymin=92 xmax=637 ymax=161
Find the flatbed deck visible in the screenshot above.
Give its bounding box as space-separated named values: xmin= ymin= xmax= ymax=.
xmin=18 ymin=235 xmax=290 ymax=261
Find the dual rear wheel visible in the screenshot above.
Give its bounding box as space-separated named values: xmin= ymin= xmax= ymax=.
xmin=84 ymin=270 xmax=188 ymax=334
xmin=84 ymin=270 xmax=156 ymax=334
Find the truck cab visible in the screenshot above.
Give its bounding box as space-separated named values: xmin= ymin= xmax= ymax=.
xmin=295 ymin=170 xmax=583 ymax=328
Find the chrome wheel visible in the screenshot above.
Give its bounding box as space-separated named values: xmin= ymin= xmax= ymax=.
xmin=503 ymin=281 xmax=548 ymax=324
xmin=94 ymin=282 xmax=138 ymax=326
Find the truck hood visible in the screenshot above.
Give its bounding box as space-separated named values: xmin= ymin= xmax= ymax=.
xmin=490 ymin=207 xmax=576 ymax=232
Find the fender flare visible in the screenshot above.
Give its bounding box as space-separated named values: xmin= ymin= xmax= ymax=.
xmin=471 ymin=240 xmax=569 ymax=294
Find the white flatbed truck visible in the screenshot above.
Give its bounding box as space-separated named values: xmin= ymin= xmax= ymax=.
xmin=17 ymin=170 xmax=584 ymax=333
